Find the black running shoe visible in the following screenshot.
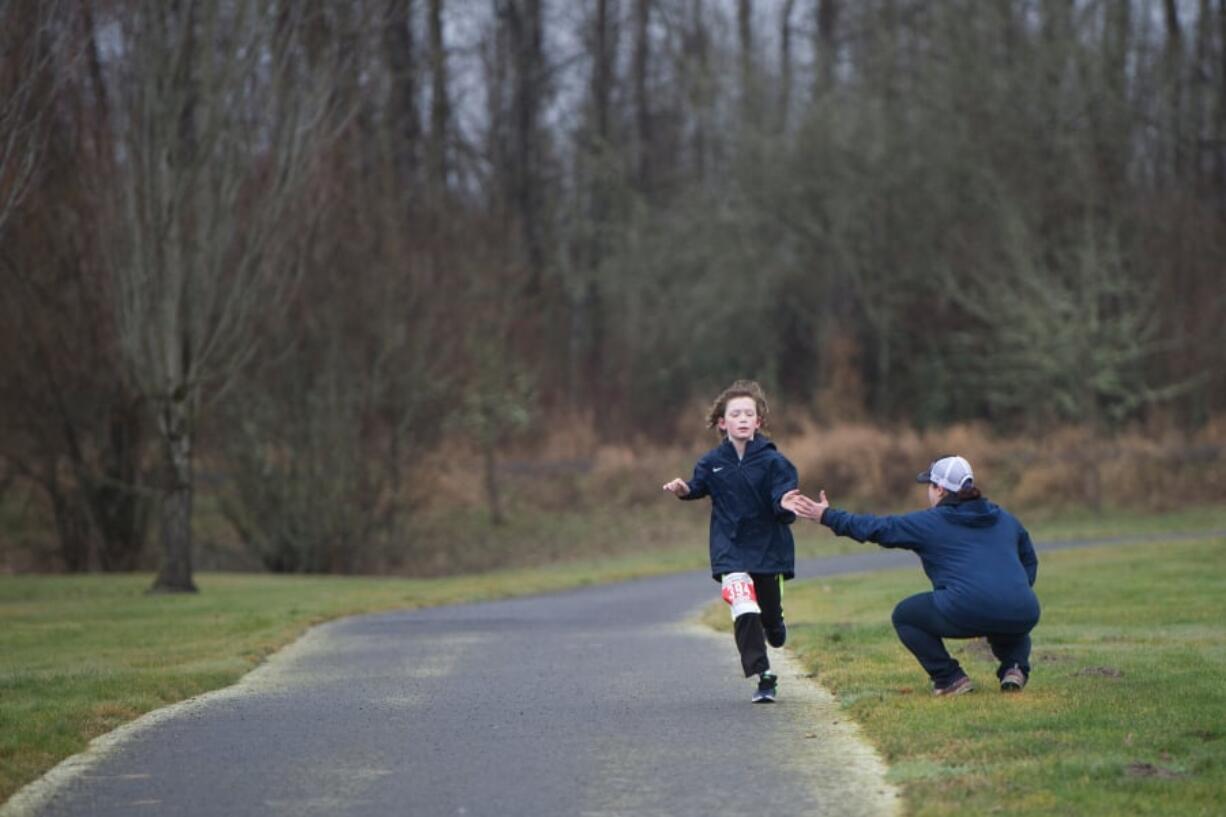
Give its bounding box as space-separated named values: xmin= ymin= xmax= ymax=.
xmin=752 ymin=671 xmax=778 ymax=703
xmin=765 ymin=621 xmax=787 ymax=648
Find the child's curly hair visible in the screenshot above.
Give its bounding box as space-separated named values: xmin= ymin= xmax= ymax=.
xmin=706 ymin=379 xmax=769 ymax=436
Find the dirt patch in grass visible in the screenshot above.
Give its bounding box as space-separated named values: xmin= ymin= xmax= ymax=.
xmin=961 ymin=637 xmax=995 ymax=660
xmin=1073 ymin=666 xmax=1125 ymax=678
xmin=1124 ymin=762 xmax=1186 ymax=780
xmin=1185 ymin=729 xmax=1220 ymax=742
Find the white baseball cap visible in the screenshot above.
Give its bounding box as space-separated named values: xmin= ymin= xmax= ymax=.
xmin=916 ymin=455 xmax=974 ymax=493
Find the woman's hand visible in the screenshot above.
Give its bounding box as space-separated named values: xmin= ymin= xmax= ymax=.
xmin=781 ymin=489 xmax=829 ymax=522
xmin=662 ymin=478 xmax=690 ymax=497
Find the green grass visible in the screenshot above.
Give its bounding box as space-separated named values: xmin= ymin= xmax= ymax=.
xmin=777 ymin=535 xmax=1226 ymax=816
xmin=1021 ymin=504 xmax=1226 ymax=541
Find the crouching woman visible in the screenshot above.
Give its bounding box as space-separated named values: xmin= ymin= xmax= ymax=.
xmin=785 ymin=456 xmax=1040 ymax=696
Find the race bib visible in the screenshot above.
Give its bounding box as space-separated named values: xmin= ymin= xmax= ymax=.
xmin=721 ymin=572 xmax=761 ymax=620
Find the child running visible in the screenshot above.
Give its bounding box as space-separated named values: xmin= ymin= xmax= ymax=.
xmin=662 ymin=380 xmax=803 ymax=703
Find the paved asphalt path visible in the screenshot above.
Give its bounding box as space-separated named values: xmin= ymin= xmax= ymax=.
xmin=10 ymin=529 xmax=1223 ymax=817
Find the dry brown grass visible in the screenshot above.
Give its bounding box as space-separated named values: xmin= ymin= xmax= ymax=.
xmin=383 ymin=415 xmax=1226 ymax=575
xmin=439 ymin=415 xmax=1226 ymax=518
xmin=5 ymin=415 xmax=1224 ymax=575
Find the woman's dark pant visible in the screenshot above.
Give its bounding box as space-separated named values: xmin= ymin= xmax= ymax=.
xmin=732 ymin=573 xmax=784 ymax=677
xmin=891 ymin=592 xmax=1033 ymax=686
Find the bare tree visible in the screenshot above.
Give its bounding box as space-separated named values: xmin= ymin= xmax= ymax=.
xmin=219 ymin=75 xmax=452 ymax=574
xmin=1161 ymin=0 xmax=1184 ymax=175
xmin=814 ymin=0 xmax=838 ymax=93
xmin=103 ymin=0 xmax=335 ymax=592
xmin=563 ymin=0 xmax=619 ymax=418
xmin=632 ymin=0 xmax=652 ymax=189
xmin=427 ymin=0 xmax=451 ymax=198
xmin=0 ymin=0 xmax=64 ymax=238
xmin=778 ymin=0 xmax=797 ymax=130
xmin=384 ymin=0 xmax=422 ymax=192
xmin=737 ymin=0 xmax=756 ymax=123
xmin=681 ymin=0 xmax=713 ymax=181
xmin=1 ymin=208 xmax=153 ymax=572
xmin=0 ymin=0 xmax=155 ymax=573
xmin=1216 ymin=0 xmax=1226 ymax=199
xmin=221 ymin=256 xmax=447 ymax=573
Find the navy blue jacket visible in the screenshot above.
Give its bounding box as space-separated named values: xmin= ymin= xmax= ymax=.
xmin=822 ymin=498 xmax=1040 ymax=628
xmin=681 ymin=435 xmax=798 ymax=581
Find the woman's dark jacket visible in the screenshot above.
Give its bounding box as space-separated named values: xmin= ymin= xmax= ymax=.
xmin=682 ymin=435 xmax=798 ymax=581
xmin=822 ymin=497 xmax=1040 ymax=628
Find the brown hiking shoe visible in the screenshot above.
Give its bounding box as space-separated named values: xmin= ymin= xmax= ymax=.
xmin=932 ymin=674 xmax=974 ymax=697
xmin=1000 ymin=666 xmax=1027 ymax=692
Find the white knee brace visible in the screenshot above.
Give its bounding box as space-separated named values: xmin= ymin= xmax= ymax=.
xmin=721 ymin=572 xmax=761 ymax=620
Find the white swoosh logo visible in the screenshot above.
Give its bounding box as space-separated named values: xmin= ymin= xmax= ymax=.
xmin=713 ymin=466 xmax=725 ymax=472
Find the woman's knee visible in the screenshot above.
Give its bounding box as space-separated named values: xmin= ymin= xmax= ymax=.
xmin=891 ymin=592 xmax=933 ymax=629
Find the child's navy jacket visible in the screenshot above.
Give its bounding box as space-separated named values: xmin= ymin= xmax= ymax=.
xmin=822 ymin=498 xmax=1040 ymax=628
xmin=681 ymin=435 xmax=798 ymax=581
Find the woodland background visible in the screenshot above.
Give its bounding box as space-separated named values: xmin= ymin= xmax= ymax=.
xmin=1 ymin=0 xmax=1224 ymax=587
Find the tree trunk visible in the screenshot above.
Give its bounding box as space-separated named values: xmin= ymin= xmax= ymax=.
xmin=1162 ymin=0 xmax=1184 ymax=181
xmin=384 ymin=0 xmax=421 ymax=188
xmin=815 ymin=0 xmax=838 ymax=93
xmin=151 ymin=395 xmax=197 ymax=592
xmin=778 ymin=0 xmax=796 ymax=130
xmin=482 ymin=442 xmax=504 ymax=526
xmin=427 ymin=0 xmax=450 ymax=198
xmin=505 ymin=0 xmax=546 ymax=279
xmin=1192 ymin=0 xmax=1212 ymax=188
xmin=1218 ymin=0 xmax=1226 ymax=201
xmin=592 ymin=0 xmax=613 ymax=143
xmin=1108 ymin=1 xmax=1132 ymax=199
xmin=50 ymin=480 xmax=92 ymax=572
xmin=81 ymin=0 xmax=111 ymax=162
xmin=737 ymin=0 xmax=755 ymax=124
xmin=687 ymin=0 xmax=709 ymax=180
xmin=584 ymin=280 xmax=607 ymax=428
xmin=92 ymin=400 xmax=149 ymax=571
xmin=570 ymin=0 xmax=614 ymax=415
xmin=873 ymin=328 xmax=892 ymax=419
xmin=633 ymin=0 xmax=651 ymax=190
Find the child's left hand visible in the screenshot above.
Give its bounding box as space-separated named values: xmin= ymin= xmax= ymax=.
xmin=662 ymin=478 xmax=690 ymax=497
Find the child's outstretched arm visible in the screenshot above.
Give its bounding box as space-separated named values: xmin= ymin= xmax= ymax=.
xmin=662 ymin=458 xmax=711 ymax=500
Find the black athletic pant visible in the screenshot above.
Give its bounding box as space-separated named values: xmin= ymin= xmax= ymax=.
xmin=730 ymin=572 xmax=784 ymax=677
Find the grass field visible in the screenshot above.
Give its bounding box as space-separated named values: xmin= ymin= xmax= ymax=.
xmin=2 ymin=506 xmax=1225 ymax=809
xmin=779 ymin=534 xmax=1226 ymax=816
